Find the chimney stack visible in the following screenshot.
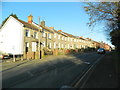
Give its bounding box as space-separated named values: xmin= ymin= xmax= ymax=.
xmin=50 ymin=27 xmax=54 ymax=30
xmin=58 ymin=30 xmax=62 ymax=32
xmin=41 ymin=20 xmax=45 ymax=27
xmin=28 ymin=14 xmax=33 ymax=24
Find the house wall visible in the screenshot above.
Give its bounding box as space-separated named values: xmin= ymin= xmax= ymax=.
xmin=0 ymin=16 xmax=24 ymax=55
xmin=23 ymin=27 xmax=41 ymax=59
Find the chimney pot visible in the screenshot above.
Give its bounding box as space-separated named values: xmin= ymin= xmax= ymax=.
xmin=28 ymin=14 xmax=33 ymax=24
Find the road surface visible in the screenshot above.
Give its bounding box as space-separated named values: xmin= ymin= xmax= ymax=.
xmin=2 ymin=52 xmax=105 ymax=88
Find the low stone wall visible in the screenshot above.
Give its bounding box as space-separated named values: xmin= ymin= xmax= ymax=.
xmin=26 ymin=52 xmax=35 ymax=59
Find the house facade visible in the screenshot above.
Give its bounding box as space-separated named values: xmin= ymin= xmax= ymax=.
xmin=0 ymin=14 xmax=111 ymax=60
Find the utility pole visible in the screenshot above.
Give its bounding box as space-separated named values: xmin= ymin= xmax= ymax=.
xmin=38 ymin=16 xmax=42 ymax=59
xmin=38 ymin=16 xmax=40 ymax=25
xmin=13 ymin=46 xmax=16 ymax=62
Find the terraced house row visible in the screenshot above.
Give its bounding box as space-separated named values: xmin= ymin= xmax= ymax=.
xmin=0 ymin=15 xmax=111 ymax=59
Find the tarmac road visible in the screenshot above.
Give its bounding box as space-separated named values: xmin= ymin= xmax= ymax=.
xmin=2 ymin=52 xmax=104 ymax=88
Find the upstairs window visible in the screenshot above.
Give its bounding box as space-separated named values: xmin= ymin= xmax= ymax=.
xmin=42 ymin=31 xmax=46 ymax=37
xmin=48 ymin=33 xmax=51 ymax=39
xmin=34 ymin=32 xmax=38 ymax=39
xmin=65 ymin=37 xmax=67 ymax=41
xmin=74 ymin=39 xmax=76 ymax=42
xmin=77 ymin=40 xmax=78 ymax=42
xmin=58 ymin=35 xmax=60 ymax=39
xmin=26 ymin=30 xmax=30 ymax=37
xmin=54 ymin=34 xmax=56 ymax=38
xmin=68 ymin=37 xmax=70 ymax=41
xmin=48 ymin=43 xmax=52 ymax=49
xmin=62 ymin=36 xmax=64 ymax=40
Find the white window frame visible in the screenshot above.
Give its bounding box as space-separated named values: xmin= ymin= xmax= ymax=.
xmin=34 ymin=32 xmax=38 ymax=39
xmin=54 ymin=42 xmax=56 ymax=48
xmin=65 ymin=37 xmax=67 ymax=41
xmin=32 ymin=42 xmax=36 ymax=52
xmin=62 ymin=36 xmax=64 ymax=40
xmin=58 ymin=43 xmax=60 ymax=48
xmin=58 ymin=35 xmax=60 ymax=39
xmin=26 ymin=42 xmax=29 ymax=47
xmin=54 ymin=33 xmax=56 ymax=38
xmin=26 ymin=30 xmax=30 ymax=37
xmin=42 ymin=31 xmax=46 ymax=37
xmin=49 ymin=43 xmax=52 ymax=49
xmin=43 ymin=42 xmax=45 ymax=47
xmin=48 ymin=33 xmax=51 ymax=39
xmin=68 ymin=37 xmax=69 ymax=41
xmin=68 ymin=44 xmax=70 ymax=49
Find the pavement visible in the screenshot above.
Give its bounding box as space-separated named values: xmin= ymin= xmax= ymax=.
xmin=1 ymin=55 xmax=63 ymax=72
xmin=80 ymin=52 xmax=119 ymax=88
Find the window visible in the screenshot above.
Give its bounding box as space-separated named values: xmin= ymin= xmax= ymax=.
xmin=54 ymin=34 xmax=56 ymax=38
xmin=68 ymin=44 xmax=70 ymax=49
xmin=62 ymin=36 xmax=64 ymax=40
xmin=48 ymin=43 xmax=52 ymax=49
xmin=65 ymin=44 xmax=66 ymax=49
xmin=65 ymin=37 xmax=67 ymax=41
xmin=48 ymin=33 xmax=51 ymax=39
xmin=34 ymin=32 xmax=38 ymax=39
xmin=25 ymin=42 xmax=29 ymax=52
xmin=26 ymin=30 xmax=30 ymax=37
xmin=54 ymin=42 xmax=56 ymax=48
xmin=32 ymin=42 xmax=36 ymax=52
xmin=77 ymin=45 xmax=78 ymax=48
xmin=79 ymin=40 xmax=81 ymax=42
xmin=42 ymin=42 xmax=45 ymax=47
xmin=58 ymin=35 xmax=60 ymax=39
xmin=68 ymin=37 xmax=69 ymax=41
xmin=74 ymin=39 xmax=76 ymax=42
xmin=58 ymin=43 xmax=60 ymax=48
xmin=26 ymin=42 xmax=29 ymax=47
xmin=42 ymin=31 xmax=46 ymax=37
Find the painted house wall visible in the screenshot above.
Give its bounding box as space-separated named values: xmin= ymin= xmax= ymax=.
xmin=0 ymin=16 xmax=24 ymax=55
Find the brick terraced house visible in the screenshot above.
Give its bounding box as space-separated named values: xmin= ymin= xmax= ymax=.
xmin=0 ymin=15 xmax=111 ymax=59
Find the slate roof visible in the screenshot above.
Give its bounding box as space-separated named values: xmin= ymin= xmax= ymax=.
xmin=16 ymin=19 xmax=39 ymax=31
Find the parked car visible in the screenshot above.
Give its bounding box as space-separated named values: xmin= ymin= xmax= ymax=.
xmin=0 ymin=54 xmax=10 ymax=59
xmin=97 ymin=48 xmax=106 ymax=54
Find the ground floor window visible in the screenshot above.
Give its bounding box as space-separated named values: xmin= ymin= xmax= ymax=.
xmin=32 ymin=42 xmax=37 ymax=52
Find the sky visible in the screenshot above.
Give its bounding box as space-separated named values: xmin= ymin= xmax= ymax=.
xmin=1 ymin=2 xmax=114 ymax=47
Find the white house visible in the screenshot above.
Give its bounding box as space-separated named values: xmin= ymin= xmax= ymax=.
xmin=0 ymin=16 xmax=24 ymax=55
